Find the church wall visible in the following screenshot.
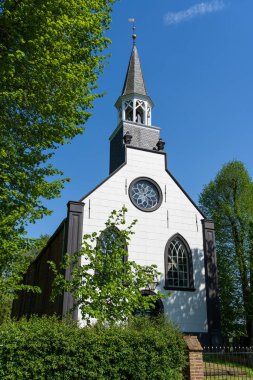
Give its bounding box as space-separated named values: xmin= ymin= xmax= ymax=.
xmin=80 ymin=146 xmax=207 ymax=334
xmin=12 ymin=219 xmax=67 ymax=319
xmin=12 ymin=202 xmax=84 ymax=320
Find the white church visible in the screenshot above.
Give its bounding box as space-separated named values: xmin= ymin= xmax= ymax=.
xmin=12 ymin=35 xmax=221 ymax=345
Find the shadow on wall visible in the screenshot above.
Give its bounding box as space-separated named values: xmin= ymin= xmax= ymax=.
xmin=159 ymin=248 xmax=207 ymax=333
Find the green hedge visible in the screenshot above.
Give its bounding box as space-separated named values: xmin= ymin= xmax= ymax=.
xmin=0 ymin=316 xmax=186 ymax=380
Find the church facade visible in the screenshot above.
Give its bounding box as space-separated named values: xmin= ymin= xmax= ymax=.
xmin=12 ymin=38 xmax=221 ymax=344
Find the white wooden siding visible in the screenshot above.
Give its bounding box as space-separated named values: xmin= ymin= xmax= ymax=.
xmin=80 ymin=147 xmax=207 ymax=333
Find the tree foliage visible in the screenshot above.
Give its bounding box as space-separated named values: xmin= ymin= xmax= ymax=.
xmin=0 ymin=0 xmax=115 ymax=300
xmin=199 ymin=161 xmax=253 ymax=342
xmin=0 ymin=234 xmax=50 ymax=324
xmin=51 ymin=208 xmax=163 ymax=325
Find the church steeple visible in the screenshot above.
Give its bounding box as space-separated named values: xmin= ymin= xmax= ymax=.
xmin=115 ymin=35 xmax=154 ymax=127
xmin=109 ymin=34 xmax=163 ymax=174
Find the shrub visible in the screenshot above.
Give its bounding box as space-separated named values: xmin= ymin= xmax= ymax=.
xmin=0 ymin=316 xmax=186 ymax=379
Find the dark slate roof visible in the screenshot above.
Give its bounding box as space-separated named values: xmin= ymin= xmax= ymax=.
xmin=121 ymin=45 xmax=147 ymax=96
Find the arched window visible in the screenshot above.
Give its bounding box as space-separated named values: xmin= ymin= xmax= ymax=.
xmin=164 ymin=234 xmax=194 ymax=290
xmin=124 ymin=100 xmax=133 ymax=122
xmin=135 ymin=100 xmax=145 ymax=124
xmin=94 ymin=227 xmax=128 ymax=287
xmin=97 ymin=227 xmax=127 ymax=265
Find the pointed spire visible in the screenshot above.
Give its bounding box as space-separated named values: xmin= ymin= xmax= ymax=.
xmin=121 ymin=43 xmax=147 ymax=96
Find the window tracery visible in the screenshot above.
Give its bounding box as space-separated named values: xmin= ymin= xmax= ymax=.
xmin=135 ymin=100 xmax=145 ymax=124
xmin=164 ymin=235 xmax=194 ymax=290
xmin=124 ymin=100 xmax=133 ymax=122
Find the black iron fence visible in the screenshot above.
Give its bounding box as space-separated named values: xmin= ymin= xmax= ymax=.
xmin=203 ymin=347 xmax=253 ymax=379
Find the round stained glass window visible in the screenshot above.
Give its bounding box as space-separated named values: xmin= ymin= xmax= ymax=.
xmin=129 ymin=177 xmax=162 ymax=212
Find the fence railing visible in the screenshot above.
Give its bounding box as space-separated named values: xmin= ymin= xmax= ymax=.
xmin=203 ymin=346 xmax=253 ymax=379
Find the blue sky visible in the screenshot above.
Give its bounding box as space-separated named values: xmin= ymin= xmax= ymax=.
xmin=27 ymin=0 xmax=253 ymax=238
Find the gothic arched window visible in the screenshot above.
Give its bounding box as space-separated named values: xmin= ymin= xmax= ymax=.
xmin=94 ymin=227 xmax=128 ymax=287
xmin=97 ymin=227 xmax=127 ymax=271
xmin=164 ymin=234 xmax=194 ymax=290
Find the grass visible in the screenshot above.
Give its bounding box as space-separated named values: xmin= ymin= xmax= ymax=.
xmin=204 ymin=353 xmax=253 ymax=379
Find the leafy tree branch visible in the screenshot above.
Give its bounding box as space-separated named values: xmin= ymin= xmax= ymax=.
xmin=50 ymin=208 xmax=163 ymax=325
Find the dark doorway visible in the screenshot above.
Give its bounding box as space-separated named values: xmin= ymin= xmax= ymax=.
xmin=134 ymin=290 xmax=164 ymax=317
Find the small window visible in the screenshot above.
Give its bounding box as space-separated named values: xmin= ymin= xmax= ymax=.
xmin=164 ymin=234 xmax=194 ymax=290
xmin=125 ymin=100 xmax=133 ymax=122
xmin=135 ymin=100 xmax=145 ymax=124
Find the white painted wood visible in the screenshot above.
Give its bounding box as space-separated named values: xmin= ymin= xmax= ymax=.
xmin=80 ymin=147 xmax=207 ymax=333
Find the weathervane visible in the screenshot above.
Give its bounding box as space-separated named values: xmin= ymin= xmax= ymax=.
xmin=128 ymin=18 xmax=136 ymax=44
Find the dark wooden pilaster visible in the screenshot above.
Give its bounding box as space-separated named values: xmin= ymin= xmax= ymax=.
xmin=62 ymin=201 xmax=84 ymax=319
xmin=202 ymin=219 xmax=222 ymax=345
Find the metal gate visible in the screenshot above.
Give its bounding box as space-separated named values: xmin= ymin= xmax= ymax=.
xmin=203 ymin=346 xmax=253 ymax=379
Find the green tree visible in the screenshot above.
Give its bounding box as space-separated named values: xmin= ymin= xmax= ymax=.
xmin=199 ymin=161 xmax=253 ymax=343
xmin=0 ymin=0 xmax=115 ymax=301
xmin=0 ymin=234 xmax=49 ymax=324
xmin=51 ymin=208 xmax=163 ymax=325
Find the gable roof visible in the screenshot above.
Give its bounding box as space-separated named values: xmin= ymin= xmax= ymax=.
xmin=79 ymin=148 xmax=206 ymax=219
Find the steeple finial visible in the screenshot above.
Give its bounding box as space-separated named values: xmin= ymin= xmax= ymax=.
xmin=128 ymin=18 xmax=136 ymax=45
xmin=121 ymin=19 xmax=147 ymax=96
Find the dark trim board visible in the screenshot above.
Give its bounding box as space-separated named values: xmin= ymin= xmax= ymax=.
xmin=202 ymin=219 xmax=222 ymax=345
xmin=126 ymin=144 xmax=165 ymax=156
xmin=165 ymin=168 xmax=206 ymax=219
xmin=163 ymin=286 xmax=196 ymax=292
xmin=63 ymin=201 xmax=84 ymax=320
xmin=79 ymin=161 xmax=127 ymax=202
xmin=33 ymin=218 xmax=67 ymax=265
